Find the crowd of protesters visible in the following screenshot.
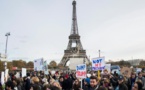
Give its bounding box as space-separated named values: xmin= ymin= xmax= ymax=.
xmin=0 ymin=68 xmax=145 ymax=90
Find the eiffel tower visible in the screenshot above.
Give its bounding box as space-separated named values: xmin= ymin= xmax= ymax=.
xmin=59 ymin=0 xmax=89 ymax=67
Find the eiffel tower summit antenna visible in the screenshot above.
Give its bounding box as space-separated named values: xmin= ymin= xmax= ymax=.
xmin=59 ymin=0 xmax=89 ymax=69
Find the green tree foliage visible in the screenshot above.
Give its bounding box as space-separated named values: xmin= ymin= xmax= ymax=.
xmin=49 ymin=60 xmax=57 ymax=68
xmin=140 ymin=60 xmax=145 ymax=66
xmin=7 ymin=62 xmax=13 ymax=70
xmin=0 ymin=61 xmax=4 ymax=71
xmin=108 ymin=60 xmax=131 ymax=67
xmin=12 ymin=60 xmax=27 ymax=69
xmin=57 ymin=63 xmax=64 ymax=69
xmin=27 ymin=61 xmax=34 ymax=68
xmin=0 ymin=60 xmax=35 ymax=71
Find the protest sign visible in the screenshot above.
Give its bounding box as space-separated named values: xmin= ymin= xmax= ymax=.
xmin=22 ymin=68 xmax=27 ymax=77
xmin=1 ymin=72 xmax=4 ymax=85
xmin=136 ymin=68 xmax=142 ymax=76
xmin=15 ymin=72 xmax=20 ymax=78
xmin=51 ymin=71 xmax=55 ymax=75
xmin=76 ymin=64 xmax=86 ymax=78
xmin=92 ymin=57 xmax=105 ymax=71
xmin=43 ymin=61 xmax=48 ymax=75
xmin=105 ymin=64 xmax=111 ymax=73
xmin=136 ymin=68 xmax=142 ymax=72
xmin=5 ymin=69 xmax=9 ymax=82
xmin=34 ymin=58 xmax=44 ymax=71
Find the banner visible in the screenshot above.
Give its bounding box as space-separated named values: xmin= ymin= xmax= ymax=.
xmin=22 ymin=68 xmax=27 ymax=77
xmin=76 ymin=64 xmax=86 ymax=78
xmin=51 ymin=71 xmax=56 ymax=75
xmin=43 ymin=61 xmax=48 ymax=75
xmin=34 ymin=58 xmax=44 ymax=71
xmin=5 ymin=69 xmax=9 ymax=82
xmin=92 ymin=57 xmax=105 ymax=71
xmin=105 ymin=64 xmax=111 ymax=73
xmin=15 ymin=72 xmax=20 ymax=78
xmin=1 ymin=72 xmax=4 ymax=85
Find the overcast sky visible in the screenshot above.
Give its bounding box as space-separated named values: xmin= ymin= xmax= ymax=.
xmin=0 ymin=0 xmax=145 ymax=63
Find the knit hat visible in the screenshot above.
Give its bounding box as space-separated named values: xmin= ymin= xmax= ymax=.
xmin=85 ymin=78 xmax=90 ymax=84
xmin=65 ymin=74 xmax=69 ymax=79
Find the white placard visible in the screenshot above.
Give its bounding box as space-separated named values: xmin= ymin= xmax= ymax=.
xmin=76 ymin=64 xmax=86 ymax=79
xmin=43 ymin=61 xmax=48 ymax=75
xmin=22 ymin=68 xmax=27 ymax=77
xmin=34 ymin=58 xmax=44 ymax=71
xmin=5 ymin=69 xmax=9 ymax=82
xmin=105 ymin=64 xmax=111 ymax=73
xmin=136 ymin=68 xmax=142 ymax=72
xmin=92 ymin=57 xmax=105 ymax=71
xmin=1 ymin=72 xmax=4 ymax=85
xmin=51 ymin=71 xmax=55 ymax=75
xmin=15 ymin=72 xmax=20 ymax=78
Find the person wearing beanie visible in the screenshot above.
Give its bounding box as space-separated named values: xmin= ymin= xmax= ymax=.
xmin=85 ymin=78 xmax=90 ymax=85
xmin=116 ymin=75 xmax=128 ymax=90
xmin=63 ymin=74 xmax=73 ymax=90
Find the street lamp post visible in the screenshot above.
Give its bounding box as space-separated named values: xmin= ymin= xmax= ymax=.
xmin=4 ymin=32 xmax=10 ymax=70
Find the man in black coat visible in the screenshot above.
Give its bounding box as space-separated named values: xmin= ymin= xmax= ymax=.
xmin=24 ymin=73 xmax=31 ymax=90
xmin=63 ymin=74 xmax=73 ymax=90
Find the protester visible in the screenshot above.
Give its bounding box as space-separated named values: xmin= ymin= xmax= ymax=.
xmin=128 ymin=72 xmax=137 ymax=90
xmin=72 ymin=79 xmax=81 ymax=90
xmin=136 ymin=72 xmax=145 ymax=89
xmin=5 ymin=81 xmax=14 ymax=90
xmin=83 ymin=76 xmax=102 ymax=90
xmin=116 ymin=75 xmax=128 ymax=90
xmin=59 ymin=76 xmax=64 ymax=89
xmin=103 ymin=78 xmax=113 ymax=90
xmin=1 ymin=66 xmax=139 ymax=90
xmin=101 ymin=69 xmax=110 ymax=79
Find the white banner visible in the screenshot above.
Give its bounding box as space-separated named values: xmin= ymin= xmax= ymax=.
xmin=43 ymin=61 xmax=48 ymax=75
xmin=5 ymin=69 xmax=9 ymax=82
xmin=22 ymin=68 xmax=27 ymax=77
xmin=34 ymin=58 xmax=44 ymax=71
xmin=51 ymin=71 xmax=56 ymax=75
xmin=15 ymin=72 xmax=20 ymax=78
xmin=92 ymin=57 xmax=105 ymax=71
xmin=105 ymin=64 xmax=111 ymax=73
xmin=76 ymin=64 xmax=86 ymax=79
xmin=1 ymin=72 xmax=4 ymax=85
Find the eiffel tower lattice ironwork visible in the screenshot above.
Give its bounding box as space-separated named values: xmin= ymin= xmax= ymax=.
xmin=59 ymin=0 xmax=89 ymax=66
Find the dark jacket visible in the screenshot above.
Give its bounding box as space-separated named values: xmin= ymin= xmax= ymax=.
xmin=72 ymin=84 xmax=81 ymax=90
xmin=118 ymin=83 xmax=128 ymax=90
xmin=83 ymin=84 xmax=100 ymax=90
xmin=110 ymin=77 xmax=118 ymax=89
xmin=24 ymin=78 xmax=31 ymax=90
xmin=63 ymin=78 xmax=73 ymax=90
